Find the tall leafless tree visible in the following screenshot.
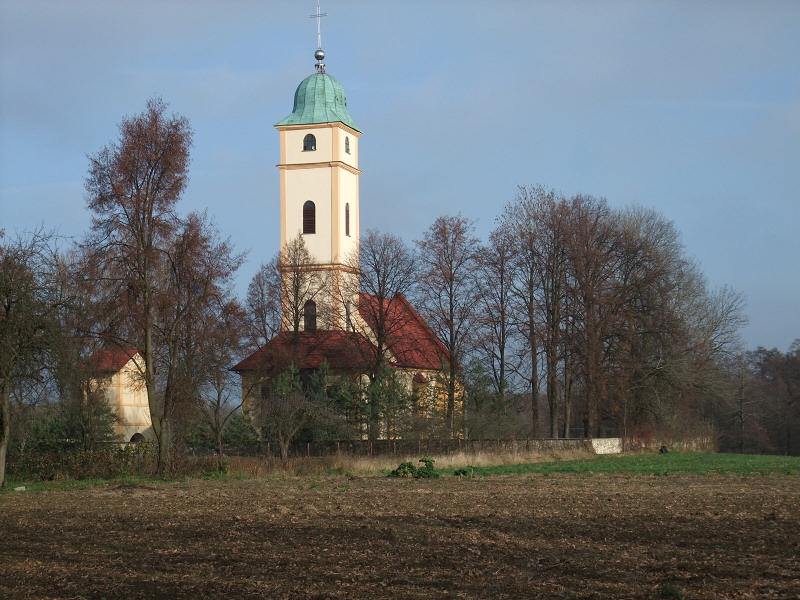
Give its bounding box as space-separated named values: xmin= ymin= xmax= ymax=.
xmin=344 ymin=229 xmax=416 ymax=376
xmin=474 ymin=227 xmax=515 ymax=399
xmin=194 ymin=298 xmax=247 ymax=467
xmin=562 ymin=194 xmax=624 ymax=437
xmin=84 ymin=98 xmax=243 ymax=473
xmin=278 ymin=234 xmax=328 ymax=341
xmin=160 ymin=212 xmax=244 ymax=460
xmin=343 ymin=230 xmax=417 ymax=440
xmin=414 ymin=215 xmax=479 ymax=437
xmin=749 ymin=342 xmax=800 ymax=455
xmin=0 ymin=229 xmax=61 ymax=487
xmin=246 ymin=255 xmax=282 ymax=348
xmin=499 ymin=186 xmax=562 ymax=437
xmin=84 ymin=97 xmax=191 ymax=473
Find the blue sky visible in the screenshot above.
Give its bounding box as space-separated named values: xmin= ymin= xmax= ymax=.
xmin=1 ymin=1 xmax=798 ymax=352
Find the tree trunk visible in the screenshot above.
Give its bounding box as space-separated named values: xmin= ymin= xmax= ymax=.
xmin=529 ymin=353 xmax=539 ymax=437
xmin=527 ymin=297 xmax=539 ymax=437
xmin=216 ymin=432 xmax=224 ymax=470
xmin=547 ymin=333 xmax=559 ymax=438
xmin=156 ymin=418 xmax=173 ymax=475
xmin=0 ymin=380 xmax=11 ymax=488
xmin=446 ymin=311 xmax=456 ymax=439
xmin=583 ymin=300 xmax=600 ymax=438
xmin=211 ymin=402 xmax=225 ymax=468
xmin=447 ymin=367 xmax=456 ymax=439
xmin=279 ymin=436 xmax=290 ymax=462
xmin=563 ymin=370 xmax=572 ymax=438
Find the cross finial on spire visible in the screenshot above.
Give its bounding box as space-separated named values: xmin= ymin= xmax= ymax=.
xmin=310 ymin=1 xmax=328 ymax=73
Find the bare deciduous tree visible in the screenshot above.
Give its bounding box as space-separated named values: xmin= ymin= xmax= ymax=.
xmin=474 ymin=228 xmax=515 ymax=399
xmin=749 ymin=342 xmax=800 ymax=455
xmin=415 ymin=215 xmax=479 ymax=437
xmin=255 ymin=365 xmax=343 ymax=461
xmin=194 ymin=299 xmax=247 ymax=467
xmin=342 ymin=230 xmax=417 ymax=440
xmin=499 ymin=186 xmax=568 ymax=436
xmin=84 ymin=98 xmax=243 ymax=473
xmin=0 ymin=229 xmax=61 ymax=487
xmin=278 ymin=234 xmax=328 ymax=341
xmin=246 ymin=256 xmax=282 ymax=348
xmin=84 ymin=97 xmax=191 ymax=473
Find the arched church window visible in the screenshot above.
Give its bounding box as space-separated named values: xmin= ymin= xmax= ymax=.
xmin=345 ymin=303 xmax=351 ymax=331
xmin=303 ymin=201 xmax=316 ymax=234
xmin=304 ymin=299 xmax=317 ymax=332
xmin=303 ymin=134 xmax=316 ymax=151
xmin=345 ymin=203 xmax=350 ymax=237
xmin=345 ymin=136 xmax=350 ymax=154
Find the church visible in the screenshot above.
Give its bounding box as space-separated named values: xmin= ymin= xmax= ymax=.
xmin=232 ymin=42 xmax=456 ymax=431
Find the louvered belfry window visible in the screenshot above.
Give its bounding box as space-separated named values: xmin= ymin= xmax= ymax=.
xmin=345 ymin=203 xmax=350 ymax=237
xmin=304 ymin=300 xmax=317 ymax=332
xmin=303 ymin=201 xmax=316 ymax=234
xmin=303 ymin=134 xmax=316 ymax=151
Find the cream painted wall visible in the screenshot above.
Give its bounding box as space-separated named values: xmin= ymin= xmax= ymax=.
xmin=333 ymin=127 xmax=358 ymax=169
xmin=278 ymin=121 xmax=361 ymax=333
xmin=337 ymin=169 xmax=359 ymax=261
xmin=284 ymin=168 xmax=333 ymax=262
xmin=284 ymin=127 xmax=333 ymax=164
xmin=100 ymin=355 xmax=153 ymax=443
xmin=282 ymin=124 xmax=359 ymax=168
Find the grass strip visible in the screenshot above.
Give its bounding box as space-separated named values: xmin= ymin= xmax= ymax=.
xmin=464 ymin=452 xmax=800 ymax=477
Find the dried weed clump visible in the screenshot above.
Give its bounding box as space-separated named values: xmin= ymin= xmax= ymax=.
xmin=396 ymin=447 xmax=595 ymax=471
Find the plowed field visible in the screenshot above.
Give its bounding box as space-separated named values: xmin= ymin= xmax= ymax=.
xmin=1 ymin=474 xmax=798 ymax=599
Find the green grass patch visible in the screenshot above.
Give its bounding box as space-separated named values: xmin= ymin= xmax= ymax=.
xmin=5 ymin=452 xmax=798 ymax=494
xmin=0 ymin=473 xmax=184 ymax=495
xmin=462 ymin=452 xmax=800 ymax=478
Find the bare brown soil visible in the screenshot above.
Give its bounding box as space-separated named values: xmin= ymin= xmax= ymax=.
xmin=1 ymin=474 xmax=798 ymax=599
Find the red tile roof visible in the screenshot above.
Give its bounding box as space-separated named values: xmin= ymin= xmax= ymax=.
xmin=231 ymin=330 xmax=376 ymax=373
xmin=358 ymin=292 xmax=449 ymax=371
xmin=232 ymin=294 xmax=448 ymax=376
xmin=85 ymin=349 xmax=139 ymax=373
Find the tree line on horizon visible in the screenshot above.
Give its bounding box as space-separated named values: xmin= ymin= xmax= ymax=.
xmin=2 ymin=99 xmax=798 ymax=485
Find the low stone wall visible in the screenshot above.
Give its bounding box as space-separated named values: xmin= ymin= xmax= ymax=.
xmin=217 ymin=437 xmax=607 ymax=458
xmin=623 ymin=437 xmax=717 ymax=453
xmin=591 ymin=438 xmax=623 ymax=454
xmin=207 ymin=436 xmax=718 ymax=459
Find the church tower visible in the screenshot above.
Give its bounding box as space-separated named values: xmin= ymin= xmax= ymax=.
xmin=275 ymin=43 xmax=361 ymax=332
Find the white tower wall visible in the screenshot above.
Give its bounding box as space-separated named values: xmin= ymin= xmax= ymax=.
xmin=277 ymin=120 xmax=361 ymax=332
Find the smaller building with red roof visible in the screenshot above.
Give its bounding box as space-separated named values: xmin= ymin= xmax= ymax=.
xmin=85 ymin=349 xmax=153 ymax=443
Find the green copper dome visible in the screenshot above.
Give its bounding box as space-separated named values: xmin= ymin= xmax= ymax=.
xmin=275 ymin=72 xmax=359 ymax=132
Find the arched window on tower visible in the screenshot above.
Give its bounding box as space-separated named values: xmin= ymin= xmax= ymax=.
xmin=345 ymin=203 xmax=350 ymax=237
xmin=303 ymin=201 xmax=316 ymax=234
xmin=304 ymin=299 xmax=317 ymax=332
xmin=345 ymin=136 xmax=350 ymax=154
xmin=303 ymin=134 xmax=316 ymax=151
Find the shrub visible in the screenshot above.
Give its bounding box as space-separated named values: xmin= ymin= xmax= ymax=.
xmin=388 ymin=457 xmax=440 ymax=479
xmin=388 ymin=461 xmax=417 ymax=478
xmin=416 ymin=457 xmax=439 ymax=479
xmin=454 ymin=466 xmax=476 ymax=478
xmin=6 ymin=444 xmax=157 ymax=481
